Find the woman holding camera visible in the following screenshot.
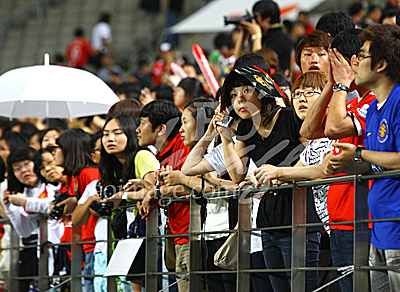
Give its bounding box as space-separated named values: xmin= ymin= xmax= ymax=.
xmin=54 ymin=128 xmax=100 ymax=292
xmin=73 ymin=114 xmax=157 ymax=292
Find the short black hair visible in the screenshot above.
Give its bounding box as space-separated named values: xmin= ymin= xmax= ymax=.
xmin=233 ymin=53 xmax=271 ymax=74
xmin=349 ymin=3 xmax=364 ymax=17
xmin=140 ymin=100 xmax=182 ymax=140
xmin=99 ymin=12 xmax=111 ymax=23
xmin=7 ymin=147 xmax=42 ymax=193
xmin=359 ymin=24 xmax=400 ymax=84
xmin=214 ymin=33 xmax=233 ymax=49
xmin=56 ymin=128 xmax=95 ymax=176
xmin=11 ymin=122 xmax=38 ymax=141
xmin=316 ymin=11 xmax=355 ymax=37
xmin=113 ymin=82 xmax=142 ymax=100
xmin=74 ymin=27 xmax=84 ymax=38
xmin=331 ymin=28 xmax=363 ymax=61
xmin=178 ymin=78 xmax=206 ymax=99
xmin=152 ymin=84 xmax=174 ymax=102
xmin=252 ymin=0 xmax=281 ymax=23
xmin=44 ymin=118 xmax=68 ymax=130
xmin=380 ymin=7 xmax=400 ymax=23
xmin=0 ymin=130 xmax=28 ymax=153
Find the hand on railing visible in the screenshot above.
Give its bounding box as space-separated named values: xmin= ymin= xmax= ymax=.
xmin=238 ymin=175 xmax=260 ymax=189
xmin=138 ymin=187 xmax=159 ymax=220
xmin=254 ymin=164 xmax=279 ymax=187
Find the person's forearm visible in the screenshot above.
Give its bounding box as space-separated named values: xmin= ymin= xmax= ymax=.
xmin=25 ymin=198 xmax=52 ymax=214
xmin=325 ymin=90 xmax=356 ymax=139
xmin=234 ymin=30 xmax=245 ymax=60
xmin=251 ymin=37 xmax=262 ymax=52
xmin=300 ymin=82 xmax=333 ymax=139
xmin=362 ymin=150 xmax=400 ymax=170
xmin=71 ymin=200 xmax=92 ymax=226
xmin=221 ymin=135 xmax=247 ymax=183
xmin=124 ymin=188 xmax=149 ymax=200
xmin=182 ymin=131 xmax=216 ymax=175
xmin=183 ymin=176 xmax=213 ymax=193
xmin=276 ymin=165 xmax=329 ymax=181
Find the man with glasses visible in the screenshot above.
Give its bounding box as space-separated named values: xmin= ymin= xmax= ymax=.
xmin=328 ymin=24 xmax=400 ymax=292
xmin=300 ymin=28 xmax=376 ymax=292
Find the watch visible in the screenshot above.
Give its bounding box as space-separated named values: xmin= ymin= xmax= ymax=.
xmin=353 ymin=146 xmax=365 ymax=164
xmin=333 ymin=83 xmax=349 ymax=92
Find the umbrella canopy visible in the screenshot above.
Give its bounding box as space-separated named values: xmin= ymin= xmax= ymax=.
xmin=0 ymin=54 xmax=119 ymax=119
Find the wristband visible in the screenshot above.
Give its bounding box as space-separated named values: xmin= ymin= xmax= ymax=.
xmin=122 ymin=192 xmax=128 ymax=200
xmin=251 ymin=33 xmax=262 ymax=41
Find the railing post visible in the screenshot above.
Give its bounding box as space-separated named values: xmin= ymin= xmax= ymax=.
xmin=353 ymin=176 xmax=369 ymax=291
xmin=38 ymin=216 xmax=49 ymax=291
xmin=145 ymin=208 xmax=159 ymax=292
xmin=71 ymin=225 xmax=82 ymax=291
xmin=107 ymin=219 xmax=117 ymax=292
xmin=189 ymin=196 xmax=202 ymax=291
xmin=237 ymin=190 xmax=251 ymax=291
xmin=9 ymin=226 xmax=19 ymax=291
xmin=292 ymin=185 xmax=306 ymax=291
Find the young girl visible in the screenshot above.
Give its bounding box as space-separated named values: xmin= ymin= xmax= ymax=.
xmin=158 ymin=98 xmax=241 ymax=291
xmin=2 ymin=147 xmax=62 ymax=291
xmin=40 ymin=128 xmax=63 ymax=149
xmin=101 ymin=114 xmax=157 ymax=291
xmin=54 ymin=128 xmax=100 ymax=292
xmin=217 ymin=66 xmax=321 ymax=292
xmin=74 ymin=114 xmax=157 ymax=292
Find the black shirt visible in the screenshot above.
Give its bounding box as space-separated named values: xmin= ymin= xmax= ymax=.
xmin=236 ymin=108 xmax=322 ymax=235
xmin=262 ymin=27 xmax=293 ymax=72
xmin=236 ymin=107 xmax=303 ymax=167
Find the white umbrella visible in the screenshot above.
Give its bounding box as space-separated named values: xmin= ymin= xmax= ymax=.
xmin=0 ymin=54 xmax=119 ymax=119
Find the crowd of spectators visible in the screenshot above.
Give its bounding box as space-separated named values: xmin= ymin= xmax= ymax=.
xmin=1 ymin=0 xmax=400 ymax=292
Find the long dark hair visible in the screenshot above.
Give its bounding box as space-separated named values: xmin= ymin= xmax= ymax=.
xmin=56 ymin=129 xmax=95 ymax=176
xmin=7 ymin=147 xmax=42 ymax=193
xmin=99 ymin=114 xmax=140 ymax=186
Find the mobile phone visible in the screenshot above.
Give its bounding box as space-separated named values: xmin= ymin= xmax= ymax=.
xmin=216 ymin=116 xmax=234 ymax=129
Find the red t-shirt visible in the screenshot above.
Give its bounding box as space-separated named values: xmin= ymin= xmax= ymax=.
xmin=157 ymin=133 xmax=192 ymax=244
xmin=67 ymin=167 xmax=100 ymax=253
xmin=151 ymin=59 xmax=166 ymax=86
xmin=65 ymin=37 xmax=93 ymax=68
xmin=327 ymin=93 xmax=375 ymax=230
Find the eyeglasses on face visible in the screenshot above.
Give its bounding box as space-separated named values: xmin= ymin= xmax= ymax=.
xmin=13 ymin=160 xmax=33 ymax=173
xmin=356 ymin=53 xmax=372 ymax=61
xmin=292 ymin=90 xmax=321 ymax=99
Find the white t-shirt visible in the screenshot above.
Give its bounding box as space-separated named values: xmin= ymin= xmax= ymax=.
xmin=2 ymin=181 xmax=58 ymax=238
xmin=300 ymin=138 xmax=334 ymax=231
xmin=91 ymin=22 xmax=112 ymax=53
xmin=203 ymin=139 xmax=262 ymax=252
xmin=79 ymin=180 xmax=136 ymax=253
xmin=79 ymin=180 xmax=107 ymax=253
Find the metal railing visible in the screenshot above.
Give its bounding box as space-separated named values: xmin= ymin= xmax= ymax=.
xmin=1 ymin=170 xmax=399 ymax=291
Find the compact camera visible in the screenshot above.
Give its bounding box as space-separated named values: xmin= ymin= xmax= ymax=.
xmin=49 ymin=192 xmax=70 ymax=220
xmin=95 ymin=183 xmax=115 ymax=217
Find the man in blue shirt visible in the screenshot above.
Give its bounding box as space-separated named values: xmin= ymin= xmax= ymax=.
xmin=329 ymin=24 xmax=400 ymax=291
